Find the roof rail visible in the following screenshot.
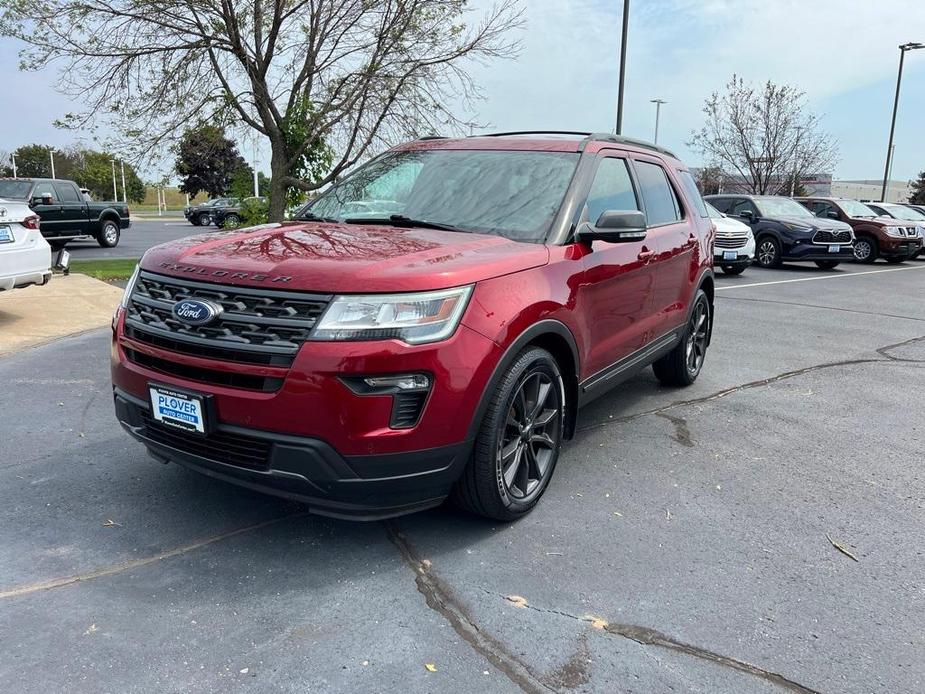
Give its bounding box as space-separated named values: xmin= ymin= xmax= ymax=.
xmin=475 ymin=130 xmax=592 ymax=138
xmin=583 ymin=132 xmax=678 ymax=159
xmin=417 ymin=135 xmax=448 ymax=141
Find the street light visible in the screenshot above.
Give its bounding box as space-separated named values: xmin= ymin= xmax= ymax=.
xmin=111 ymin=160 xmax=118 ymax=201
xmin=614 ymin=0 xmax=630 ymax=135
xmin=650 ymin=98 xmax=666 ymax=144
xmin=881 ymin=42 xmax=924 ymax=202
xmin=10 ymin=153 xmax=16 ymax=178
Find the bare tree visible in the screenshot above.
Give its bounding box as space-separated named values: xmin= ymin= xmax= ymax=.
xmin=0 ymin=1 xmax=522 ymax=220
xmin=689 ymin=75 xmax=838 ymax=195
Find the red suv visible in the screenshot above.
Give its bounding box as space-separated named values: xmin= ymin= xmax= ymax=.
xmin=112 ymin=132 xmax=714 ymax=520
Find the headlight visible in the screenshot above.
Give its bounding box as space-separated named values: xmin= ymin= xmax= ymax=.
xmin=312 ymin=286 xmax=473 ymax=344
xmin=120 ymin=264 xmax=141 ymax=308
xmin=885 ymin=227 xmax=904 ymax=237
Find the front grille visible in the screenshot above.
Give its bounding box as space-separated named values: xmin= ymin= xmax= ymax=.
xmin=714 ymin=235 xmax=748 ymax=249
xmin=125 ymin=271 xmax=331 ymax=367
xmin=812 ymin=230 xmax=852 ymax=244
xmin=141 ymin=413 xmax=271 ymax=471
xmin=125 ymin=348 xmax=284 ymax=392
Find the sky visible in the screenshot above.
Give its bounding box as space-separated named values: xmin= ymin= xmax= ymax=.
xmin=1 ymin=0 xmax=924 ymax=183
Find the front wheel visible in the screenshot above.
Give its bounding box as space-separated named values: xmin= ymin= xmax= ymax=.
xmin=97 ymin=220 xmax=120 ymax=248
xmin=721 ymin=265 xmax=746 ymax=275
xmin=452 ymin=347 xmax=564 ymax=521
xmin=755 ymin=237 xmax=782 ymax=268
xmin=814 ymin=260 xmax=840 ymax=269
xmin=197 ymin=212 xmax=211 ymax=226
xmin=653 ymin=289 xmax=710 ymax=387
xmin=853 ymin=237 xmax=878 ymax=263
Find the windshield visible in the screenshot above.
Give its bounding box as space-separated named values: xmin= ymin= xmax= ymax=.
xmin=0 ymin=181 xmax=31 ymax=199
xmin=881 ymin=204 xmax=925 ymax=221
xmin=754 ymin=197 xmax=814 ymax=218
xmin=305 ymin=149 xmax=580 ymax=242
xmin=839 ymin=199 xmax=878 ymax=218
xmin=705 ymin=202 xmax=724 ymax=220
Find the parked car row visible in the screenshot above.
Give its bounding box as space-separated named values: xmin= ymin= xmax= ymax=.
xmin=183 ymin=197 xmax=267 ymax=229
xmin=705 ymin=194 xmax=924 ymax=271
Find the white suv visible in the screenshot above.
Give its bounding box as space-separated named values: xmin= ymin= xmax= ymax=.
xmin=0 ymin=198 xmax=52 ymax=291
xmin=707 ymin=201 xmax=755 ymax=275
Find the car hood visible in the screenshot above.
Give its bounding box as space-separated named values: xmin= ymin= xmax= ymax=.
xmin=712 ymin=216 xmax=751 ymax=234
xmin=769 ymin=215 xmax=851 ymax=231
xmin=141 ymin=221 xmax=550 ymax=293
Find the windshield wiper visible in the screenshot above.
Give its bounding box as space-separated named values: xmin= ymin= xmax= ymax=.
xmin=343 ymin=214 xmax=472 ymax=233
xmin=295 ymin=212 xmax=340 ymax=223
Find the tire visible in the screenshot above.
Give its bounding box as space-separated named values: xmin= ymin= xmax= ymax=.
xmin=853 ymin=237 xmax=877 ymax=263
xmin=190 ymin=217 xmax=201 ymax=226
xmin=721 ymin=265 xmax=746 ymax=275
xmin=755 ymin=237 xmax=782 ymax=268
xmin=222 ymin=213 xmax=242 ymax=229
xmin=198 ymin=212 xmax=211 ymax=226
xmin=814 ymin=260 xmax=840 ymax=269
xmin=653 ymin=289 xmax=710 ymax=387
xmin=452 ymin=347 xmax=564 ymax=521
xmin=885 ymin=256 xmax=905 ymax=264
xmin=97 ymin=219 xmax=120 ymax=248
xmin=48 ymin=240 xmax=68 ymax=252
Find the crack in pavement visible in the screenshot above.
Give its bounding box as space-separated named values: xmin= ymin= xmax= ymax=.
xmin=384 ymin=521 xmax=556 ymax=694
xmin=717 ymin=294 xmax=925 ymax=323
xmin=578 ymin=334 xmax=925 ymax=434
xmin=481 ymin=590 xmax=820 ymax=694
xmin=0 ymin=513 xmax=303 ymax=600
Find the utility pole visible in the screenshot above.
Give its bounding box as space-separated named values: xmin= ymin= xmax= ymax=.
xmin=650 ymin=99 xmax=666 ymax=144
xmin=615 ymin=0 xmax=630 ymax=135
xmin=881 ymin=42 xmax=924 ymax=202
xmin=120 ymin=161 xmax=127 ymax=203
xmin=111 ymin=160 xmax=118 ymax=201
xmin=49 ymin=149 xmax=56 ymax=179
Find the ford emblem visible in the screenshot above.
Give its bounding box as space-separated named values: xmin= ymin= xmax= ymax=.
xmin=172 ymin=299 xmax=223 ymax=326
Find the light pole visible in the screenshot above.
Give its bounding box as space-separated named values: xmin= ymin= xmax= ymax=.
xmin=881 ymin=42 xmax=924 ymax=202
xmin=614 ymin=0 xmax=630 ymax=135
xmin=650 ymin=98 xmax=666 ymax=144
xmin=10 ymin=153 xmax=16 ymax=178
xmin=885 ymin=143 xmax=896 ymax=201
xmin=49 ymin=148 xmax=56 ymax=179
xmin=120 ymin=160 xmax=127 ymax=203
xmin=111 ymin=160 xmax=118 ymax=201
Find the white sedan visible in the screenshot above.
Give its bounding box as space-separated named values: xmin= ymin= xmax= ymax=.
xmin=707 ymin=201 xmax=755 ymax=275
xmin=0 ymin=198 xmax=52 ymax=291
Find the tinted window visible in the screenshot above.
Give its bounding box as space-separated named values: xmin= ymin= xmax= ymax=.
xmin=33 ymin=182 xmax=56 ymax=201
xmin=730 ymin=199 xmax=756 ymax=216
xmin=707 ymin=198 xmax=732 ymax=213
xmin=0 ymin=180 xmax=32 ymax=199
xmin=678 ymin=171 xmax=708 ymax=217
xmin=634 ymin=161 xmax=681 ymax=226
xmin=585 ymin=157 xmax=639 ymax=225
xmin=55 ymin=182 xmax=81 ymax=202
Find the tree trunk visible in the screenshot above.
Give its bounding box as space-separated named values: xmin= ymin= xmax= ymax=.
xmin=267 ymin=142 xmax=289 ymax=223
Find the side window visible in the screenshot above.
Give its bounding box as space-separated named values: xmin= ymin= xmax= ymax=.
xmin=634 ymin=161 xmax=682 ymax=226
xmin=584 ymin=157 xmax=639 ymax=225
xmin=813 ymin=202 xmax=834 ymax=217
xmin=678 ymin=171 xmax=708 ymax=217
xmin=730 ymin=199 xmax=756 ymax=216
xmin=32 ymin=182 xmax=56 ymax=202
xmin=54 ymin=182 xmax=81 ymax=203
xmin=709 ymin=198 xmax=731 ymax=214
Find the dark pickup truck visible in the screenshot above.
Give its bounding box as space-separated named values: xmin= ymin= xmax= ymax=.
xmin=0 ymin=178 xmax=130 ymax=249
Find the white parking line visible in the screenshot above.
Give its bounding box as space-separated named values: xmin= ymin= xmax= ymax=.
xmin=716 ymin=264 xmax=925 ymax=291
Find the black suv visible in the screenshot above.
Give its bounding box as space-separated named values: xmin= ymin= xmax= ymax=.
xmin=212 ymin=197 xmax=267 ymax=229
xmin=184 ymin=198 xmax=238 ymax=226
xmin=705 ymin=194 xmax=855 ymax=269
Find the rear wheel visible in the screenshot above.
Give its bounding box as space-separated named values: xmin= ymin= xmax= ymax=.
xmin=653 ymin=289 xmax=710 ymax=387
xmin=452 ymin=347 xmax=564 ymax=521
xmin=222 ymin=213 xmax=242 ymax=229
xmin=97 ymin=219 xmax=120 ymax=248
xmin=755 ymin=237 xmax=782 ymax=268
xmin=853 ymin=237 xmax=877 ymax=263
xmin=814 ymin=260 xmax=840 ymax=269
xmin=721 ymin=265 xmax=746 ymax=275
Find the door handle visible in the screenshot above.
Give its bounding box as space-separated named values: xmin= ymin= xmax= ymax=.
xmin=637 ymin=248 xmax=655 ymax=262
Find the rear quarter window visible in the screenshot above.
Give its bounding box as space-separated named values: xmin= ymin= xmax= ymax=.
xmin=634 ymin=160 xmax=682 ymax=226
xmin=678 ymin=171 xmax=709 ymax=218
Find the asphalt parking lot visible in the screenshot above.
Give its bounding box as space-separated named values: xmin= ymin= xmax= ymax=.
xmin=67 ymin=218 xmax=203 ymax=259
xmin=1 ymin=260 xmax=923 ymax=693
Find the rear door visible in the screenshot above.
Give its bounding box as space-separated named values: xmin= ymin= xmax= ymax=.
xmin=575 ymin=151 xmax=659 ymax=378
xmin=629 ymin=156 xmax=698 ymax=336
xmin=53 ymin=181 xmax=89 ymax=235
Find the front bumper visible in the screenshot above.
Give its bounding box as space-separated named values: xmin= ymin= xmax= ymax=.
xmin=880 ymin=237 xmax=923 ymax=259
xmin=783 ymin=242 xmax=855 ymax=262
xmin=114 ymin=388 xmax=471 ymax=520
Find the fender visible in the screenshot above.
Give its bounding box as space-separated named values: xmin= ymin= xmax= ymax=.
xmin=465 ymin=319 xmax=580 ymax=442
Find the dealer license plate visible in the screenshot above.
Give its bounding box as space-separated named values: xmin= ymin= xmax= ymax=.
xmin=828 ymin=244 xmax=840 ymax=253
xmin=0 ymin=225 xmax=13 ymax=243
xmin=722 ymin=250 xmax=737 ymax=261
xmin=149 ymin=385 xmax=206 ymax=434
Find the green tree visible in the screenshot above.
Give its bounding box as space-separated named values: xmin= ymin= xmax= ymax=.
xmin=175 ymin=125 xmax=250 ymax=199
xmin=3 ymin=144 xmax=77 ymax=178
xmin=1 ymin=1 xmax=522 ymax=221
xmin=910 ymin=171 xmax=925 ymax=205
xmin=71 ymin=150 xmax=146 ymax=203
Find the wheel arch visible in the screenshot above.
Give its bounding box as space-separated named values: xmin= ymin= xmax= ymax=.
xmin=466 ymin=320 xmax=581 ymax=442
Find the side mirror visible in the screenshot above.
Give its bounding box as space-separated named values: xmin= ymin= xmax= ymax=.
xmin=41 ymin=193 xmax=54 ymax=205
xmin=826 ymin=210 xmax=839 ymax=219
xmin=576 ymin=210 xmax=647 ymax=243
xmin=737 ymin=210 xmax=755 ymax=222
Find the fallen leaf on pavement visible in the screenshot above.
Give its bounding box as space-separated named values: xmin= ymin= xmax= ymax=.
xmin=505 ymin=595 xmax=528 ymax=608
xmin=83 ymin=624 xmax=97 ymax=635
xmin=102 ymin=519 xmax=121 ymax=528
xmin=825 ymin=533 xmax=859 ymax=562
xmin=586 ymin=616 xmax=608 ymax=630
xmin=424 ymin=663 xmax=437 ymax=672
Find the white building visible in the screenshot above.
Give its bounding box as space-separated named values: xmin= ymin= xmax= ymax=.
xmin=830 ymin=180 xmax=913 ymax=204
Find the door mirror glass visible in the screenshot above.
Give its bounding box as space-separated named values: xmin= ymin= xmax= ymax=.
xmin=738 ymin=209 xmax=754 ymax=221
xmin=39 ymin=193 xmax=54 ymax=205
xmin=577 ymin=210 xmax=647 ymax=243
